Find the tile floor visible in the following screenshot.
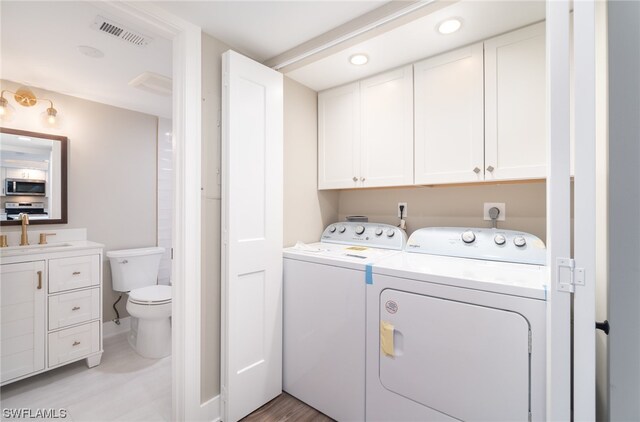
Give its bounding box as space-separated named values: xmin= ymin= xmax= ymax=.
xmin=0 ymin=332 xmax=171 ymax=422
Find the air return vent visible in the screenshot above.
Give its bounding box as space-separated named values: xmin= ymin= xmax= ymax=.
xmin=92 ymin=16 xmax=153 ymax=47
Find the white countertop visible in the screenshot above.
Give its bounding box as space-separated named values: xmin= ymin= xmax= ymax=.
xmin=0 ymin=240 xmax=104 ymax=259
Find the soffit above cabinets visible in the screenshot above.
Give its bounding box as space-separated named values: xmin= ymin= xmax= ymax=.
xmin=285 ymin=0 xmax=546 ymax=92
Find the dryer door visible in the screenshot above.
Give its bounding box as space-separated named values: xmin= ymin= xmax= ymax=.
xmin=379 ymin=289 xmax=531 ymax=422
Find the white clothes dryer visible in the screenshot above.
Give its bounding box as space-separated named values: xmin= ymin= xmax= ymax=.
xmin=366 ymin=227 xmax=548 ymax=422
xmin=283 ymin=222 xmax=407 ymax=422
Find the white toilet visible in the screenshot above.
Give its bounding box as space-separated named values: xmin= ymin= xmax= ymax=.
xmin=107 ymin=247 xmax=171 ymax=359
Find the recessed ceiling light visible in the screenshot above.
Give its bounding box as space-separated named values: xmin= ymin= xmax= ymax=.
xmin=349 ymin=54 xmax=369 ymax=66
xmin=77 ymin=45 xmax=104 ymax=58
xmin=437 ymin=18 xmax=462 ymax=35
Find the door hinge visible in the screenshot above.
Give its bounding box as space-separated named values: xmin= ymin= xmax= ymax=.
xmin=528 ymin=330 xmax=532 ymax=354
xmin=221 ymin=385 xmax=227 ymax=403
xmin=556 ymin=258 xmax=585 ymax=293
xmin=170 ymin=248 xmax=174 ymax=260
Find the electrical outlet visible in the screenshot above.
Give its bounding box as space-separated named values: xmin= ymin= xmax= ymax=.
xmin=398 ymin=202 xmax=408 ymax=218
xmin=484 ymin=203 xmax=506 ymax=221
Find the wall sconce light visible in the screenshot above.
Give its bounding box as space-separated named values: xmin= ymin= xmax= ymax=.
xmin=0 ymin=87 xmax=59 ymax=125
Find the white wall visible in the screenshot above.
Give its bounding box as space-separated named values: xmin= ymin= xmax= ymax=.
xmin=608 ymin=1 xmax=640 ymax=420
xmin=0 ymin=79 xmax=158 ymax=322
xmin=284 ymin=77 xmax=339 ymax=246
xmin=338 ymin=182 xmax=547 ymax=241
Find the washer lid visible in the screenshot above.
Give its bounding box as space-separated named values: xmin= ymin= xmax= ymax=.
xmin=129 ymin=285 xmax=172 ymax=303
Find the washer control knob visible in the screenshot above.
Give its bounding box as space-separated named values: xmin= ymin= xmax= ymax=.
xmin=355 ymin=225 xmax=365 ymax=235
xmin=386 ymin=229 xmax=395 ymax=238
xmin=328 ymin=225 xmax=337 ymax=233
xmin=494 ymin=234 xmax=506 ymax=245
xmin=514 ymin=236 xmax=527 ymax=247
xmin=338 ymin=225 xmax=346 ymax=234
xmin=461 ymin=230 xmax=476 ymax=244
xmin=375 ymin=228 xmax=383 ymax=236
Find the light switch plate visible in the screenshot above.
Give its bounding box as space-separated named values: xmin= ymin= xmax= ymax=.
xmin=484 ymin=203 xmax=506 ymax=221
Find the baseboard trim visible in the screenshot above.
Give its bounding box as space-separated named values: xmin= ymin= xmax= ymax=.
xmin=103 ymin=316 xmax=131 ymax=338
xmin=201 ymin=394 xmax=220 ymax=422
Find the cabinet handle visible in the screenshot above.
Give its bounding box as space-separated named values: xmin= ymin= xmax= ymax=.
xmin=360 ymin=177 xmax=366 ymax=182
xmin=72 ymin=341 xmax=81 ymax=346
xmin=72 ymin=306 xmax=81 ymax=311
xmin=473 ymin=167 xmax=481 ymax=174
xmin=352 ymin=176 xmax=358 ymax=182
xmin=72 ymin=271 xmax=81 ymax=276
xmin=486 ymin=165 xmax=495 ymax=172
xmin=37 ymin=271 xmax=42 ymax=289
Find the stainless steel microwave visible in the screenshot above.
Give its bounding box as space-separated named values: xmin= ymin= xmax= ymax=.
xmin=5 ymin=178 xmax=46 ymax=196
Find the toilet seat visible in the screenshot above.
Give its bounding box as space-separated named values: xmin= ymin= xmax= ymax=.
xmin=128 ymin=285 xmax=172 ymax=305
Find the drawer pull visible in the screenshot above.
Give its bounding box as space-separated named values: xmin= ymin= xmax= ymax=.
xmin=72 ymin=306 xmax=81 ymax=311
xmin=72 ymin=271 xmax=81 ymax=276
xmin=37 ymin=271 xmax=42 ymax=290
xmin=72 ymin=341 xmax=81 ymax=346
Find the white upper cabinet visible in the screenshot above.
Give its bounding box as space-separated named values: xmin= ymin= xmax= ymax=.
xmin=414 ymin=44 xmax=484 ymax=185
xmin=360 ymin=65 xmax=414 ymax=188
xmin=318 ymin=82 xmax=360 ymax=189
xmin=319 ymin=67 xmax=413 ymax=190
xmin=484 ymin=22 xmax=546 ymax=181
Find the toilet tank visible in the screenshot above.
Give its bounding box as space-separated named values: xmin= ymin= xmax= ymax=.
xmin=107 ymin=247 xmax=165 ymax=292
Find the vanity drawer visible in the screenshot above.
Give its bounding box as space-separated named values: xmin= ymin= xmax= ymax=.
xmin=48 ymin=321 xmax=100 ymax=367
xmin=48 ymin=288 xmax=100 ymax=330
xmin=49 ymin=255 xmax=100 ymax=293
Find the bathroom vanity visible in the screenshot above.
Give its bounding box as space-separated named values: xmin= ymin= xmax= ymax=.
xmin=0 ymin=234 xmax=104 ymax=386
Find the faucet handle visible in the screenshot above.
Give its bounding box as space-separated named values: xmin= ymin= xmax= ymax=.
xmin=0 ymin=235 xmax=7 ymax=248
xmin=39 ymin=233 xmax=56 ymax=245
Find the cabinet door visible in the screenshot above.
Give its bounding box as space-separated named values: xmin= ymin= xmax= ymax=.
xmin=414 ymin=44 xmax=485 ymax=184
xmin=360 ymin=65 xmax=414 ymax=187
xmin=485 ymin=22 xmax=546 ymax=181
xmin=318 ymin=82 xmax=360 ymax=189
xmin=1 ymin=261 xmax=46 ymax=384
xmin=5 ymin=168 xmax=25 ymax=179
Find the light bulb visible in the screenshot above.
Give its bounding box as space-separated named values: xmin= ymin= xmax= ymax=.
xmin=0 ymin=106 xmax=5 ymax=116
xmin=437 ymin=18 xmax=462 ymax=35
xmin=46 ymin=106 xmax=57 ymax=125
xmin=349 ymin=54 xmax=369 ymax=66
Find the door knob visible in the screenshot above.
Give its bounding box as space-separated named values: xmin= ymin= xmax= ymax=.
xmin=487 ymin=165 xmax=495 ymax=172
xmin=473 ymin=167 xmax=481 ymax=174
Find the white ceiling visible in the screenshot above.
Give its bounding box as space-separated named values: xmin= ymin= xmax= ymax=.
xmin=155 ymin=1 xmax=388 ymax=62
xmin=1 ymin=1 xmax=173 ymax=118
xmin=286 ymin=0 xmax=547 ymax=91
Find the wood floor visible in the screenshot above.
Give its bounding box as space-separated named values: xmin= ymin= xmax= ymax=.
xmin=0 ymin=332 xmax=171 ymax=421
xmin=242 ymin=393 xmax=334 ymax=422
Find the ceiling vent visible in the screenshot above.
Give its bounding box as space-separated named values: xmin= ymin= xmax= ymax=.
xmin=129 ymin=72 xmax=172 ymax=97
xmin=92 ymin=16 xmax=153 ymax=47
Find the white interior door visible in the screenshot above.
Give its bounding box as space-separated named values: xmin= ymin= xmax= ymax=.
xmin=221 ymin=50 xmax=283 ymax=422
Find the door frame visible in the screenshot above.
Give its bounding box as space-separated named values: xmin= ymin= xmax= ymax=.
xmin=99 ymin=2 xmax=206 ymax=420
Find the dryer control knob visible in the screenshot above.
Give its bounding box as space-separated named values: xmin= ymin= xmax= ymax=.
xmin=328 ymin=225 xmax=337 ymax=233
xmin=386 ymin=229 xmax=395 ymax=238
xmin=494 ymin=234 xmax=506 ymax=245
xmin=514 ymin=236 xmax=527 ymax=247
xmin=339 ymin=225 xmax=346 ymax=233
xmin=375 ymin=228 xmax=383 ymax=236
xmin=355 ymin=225 xmax=365 ymax=235
xmin=461 ymin=230 xmax=476 ymax=244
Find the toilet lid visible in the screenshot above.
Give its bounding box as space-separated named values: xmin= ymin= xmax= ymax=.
xmin=129 ymin=285 xmax=172 ymax=304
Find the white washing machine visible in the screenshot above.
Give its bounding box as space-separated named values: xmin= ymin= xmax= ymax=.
xmin=367 ymin=227 xmax=548 ymax=422
xmin=283 ymin=222 xmax=407 ymax=422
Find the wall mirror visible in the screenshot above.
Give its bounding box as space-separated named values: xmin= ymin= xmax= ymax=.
xmin=0 ymin=127 xmax=68 ymax=225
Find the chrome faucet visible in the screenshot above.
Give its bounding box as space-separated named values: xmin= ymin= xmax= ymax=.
xmin=19 ymin=213 xmax=30 ymax=246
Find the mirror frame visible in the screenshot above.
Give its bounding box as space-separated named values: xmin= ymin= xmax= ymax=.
xmin=0 ymin=127 xmax=68 ymax=226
